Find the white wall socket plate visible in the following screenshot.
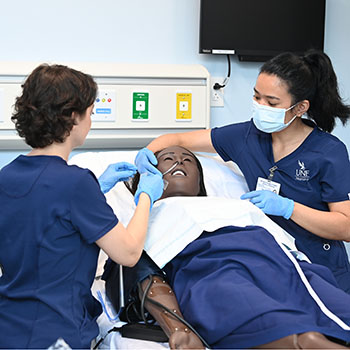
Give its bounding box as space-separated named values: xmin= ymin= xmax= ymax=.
xmin=210 ymin=76 xmax=224 ymax=107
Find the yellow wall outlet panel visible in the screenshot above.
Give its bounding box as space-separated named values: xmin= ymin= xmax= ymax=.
xmin=176 ymin=92 xmax=192 ymax=121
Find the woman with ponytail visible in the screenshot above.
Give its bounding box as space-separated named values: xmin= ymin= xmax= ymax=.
xmin=136 ymin=50 xmax=350 ymax=293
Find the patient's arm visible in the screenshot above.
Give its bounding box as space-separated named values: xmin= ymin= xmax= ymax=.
xmin=138 ymin=275 xmax=205 ymax=349
xmin=104 ymin=252 xmax=205 ymax=349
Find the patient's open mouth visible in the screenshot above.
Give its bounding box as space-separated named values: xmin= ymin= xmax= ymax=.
xmin=172 ymin=169 xmax=186 ymax=176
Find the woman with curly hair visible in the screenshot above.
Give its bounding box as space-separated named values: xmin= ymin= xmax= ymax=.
xmin=0 ymin=64 xmax=163 ymax=349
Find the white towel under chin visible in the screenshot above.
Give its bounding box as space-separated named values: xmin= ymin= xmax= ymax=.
xmin=144 ymin=196 xmax=298 ymax=268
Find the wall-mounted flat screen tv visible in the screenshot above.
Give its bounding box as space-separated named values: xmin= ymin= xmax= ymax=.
xmin=199 ymin=0 xmax=326 ymax=62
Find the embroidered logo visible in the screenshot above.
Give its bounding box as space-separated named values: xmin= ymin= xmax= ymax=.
xmin=295 ymin=160 xmax=310 ymax=181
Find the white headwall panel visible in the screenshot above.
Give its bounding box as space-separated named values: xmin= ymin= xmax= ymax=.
xmin=0 ymin=62 xmax=210 ymax=149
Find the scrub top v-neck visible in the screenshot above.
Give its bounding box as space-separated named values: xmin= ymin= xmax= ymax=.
xmin=211 ymin=120 xmax=350 ymax=293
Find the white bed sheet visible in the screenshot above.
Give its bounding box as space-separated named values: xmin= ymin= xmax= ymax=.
xmin=145 ymin=196 xmax=298 ymax=268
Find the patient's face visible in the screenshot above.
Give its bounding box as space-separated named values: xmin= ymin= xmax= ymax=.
xmin=157 ymin=146 xmax=201 ymax=199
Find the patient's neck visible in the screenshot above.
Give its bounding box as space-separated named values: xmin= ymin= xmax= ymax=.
xmin=160 ymin=192 xmax=198 ymax=200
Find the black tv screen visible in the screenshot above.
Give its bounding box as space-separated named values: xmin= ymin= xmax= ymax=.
xmin=199 ymin=0 xmax=326 ymax=62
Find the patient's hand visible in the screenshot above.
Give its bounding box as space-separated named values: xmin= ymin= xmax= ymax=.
xmin=169 ymin=330 xmax=205 ymax=349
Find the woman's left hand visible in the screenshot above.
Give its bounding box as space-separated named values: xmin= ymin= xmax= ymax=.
xmin=98 ymin=162 xmax=137 ymax=194
xmin=241 ymin=190 xmax=294 ymax=219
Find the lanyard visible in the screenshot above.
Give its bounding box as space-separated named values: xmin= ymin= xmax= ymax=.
xmin=268 ymin=166 xmax=278 ymax=180
xmin=256 ymin=166 xmax=280 ymax=193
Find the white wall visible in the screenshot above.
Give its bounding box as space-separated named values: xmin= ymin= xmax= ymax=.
xmin=324 ymin=0 xmax=350 ymax=147
xmin=0 ymin=0 xmax=349 ymax=169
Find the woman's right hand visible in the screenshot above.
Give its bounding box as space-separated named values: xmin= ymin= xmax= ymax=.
xmin=98 ymin=161 xmax=137 ymax=194
xmin=134 ymin=172 xmax=164 ymax=208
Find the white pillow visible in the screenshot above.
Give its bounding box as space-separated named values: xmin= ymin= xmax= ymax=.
xmin=197 ymin=152 xmax=248 ymax=198
xmin=68 ymin=150 xmax=249 ymax=276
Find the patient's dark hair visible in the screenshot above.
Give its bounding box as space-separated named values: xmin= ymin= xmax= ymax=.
xmin=125 ymin=149 xmax=207 ymax=197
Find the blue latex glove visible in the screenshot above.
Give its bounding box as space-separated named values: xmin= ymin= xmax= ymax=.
xmin=134 ymin=172 xmax=164 ymax=209
xmin=135 ymin=148 xmax=162 ymax=176
xmin=240 ymin=190 xmax=294 ymax=219
xmin=98 ymin=162 xmax=137 ymax=194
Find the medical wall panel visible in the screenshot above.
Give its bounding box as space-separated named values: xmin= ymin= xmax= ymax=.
xmin=0 ymin=62 xmax=210 ymax=149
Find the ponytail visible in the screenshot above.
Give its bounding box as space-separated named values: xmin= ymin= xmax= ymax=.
xmin=260 ymin=50 xmax=350 ymax=132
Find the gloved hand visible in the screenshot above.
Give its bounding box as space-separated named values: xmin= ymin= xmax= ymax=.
xmin=240 ymin=190 xmax=294 ymax=219
xmin=98 ymin=162 xmax=137 ymax=194
xmin=134 ymin=172 xmax=164 ymax=209
xmin=135 ymin=148 xmax=162 ymax=176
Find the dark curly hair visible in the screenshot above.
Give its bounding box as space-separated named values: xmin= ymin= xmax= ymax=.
xmin=11 ymin=64 xmax=97 ymax=148
xmin=260 ymin=50 xmax=350 ymax=133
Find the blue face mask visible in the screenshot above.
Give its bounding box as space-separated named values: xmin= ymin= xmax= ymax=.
xmin=252 ymin=100 xmax=298 ymax=133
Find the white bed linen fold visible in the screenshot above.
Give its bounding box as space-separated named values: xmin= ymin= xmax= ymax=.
xmin=145 ymin=196 xmax=297 ymax=268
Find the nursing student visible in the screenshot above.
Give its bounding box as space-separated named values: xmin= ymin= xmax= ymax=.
xmin=0 ymin=64 xmax=163 ymax=349
xmin=136 ymin=50 xmax=350 ymax=293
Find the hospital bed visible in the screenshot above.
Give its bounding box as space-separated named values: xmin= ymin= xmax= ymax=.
xmin=70 ymin=150 xmax=350 ymax=349
xmin=69 ymin=150 xmax=249 ymax=349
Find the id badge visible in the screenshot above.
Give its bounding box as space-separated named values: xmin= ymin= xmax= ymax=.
xmin=256 ymin=177 xmax=281 ymax=194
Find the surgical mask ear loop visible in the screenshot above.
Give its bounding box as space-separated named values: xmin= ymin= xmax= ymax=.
xmin=285 ymin=103 xmax=299 ymax=126
xmin=286 ymin=103 xmax=297 ymax=112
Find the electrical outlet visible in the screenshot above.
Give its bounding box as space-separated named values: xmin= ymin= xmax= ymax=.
xmin=210 ymin=76 xmax=224 ymax=107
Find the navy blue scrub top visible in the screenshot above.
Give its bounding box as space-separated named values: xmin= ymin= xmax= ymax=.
xmin=211 ymin=120 xmax=350 ymax=293
xmin=0 ymin=155 xmax=118 ymax=349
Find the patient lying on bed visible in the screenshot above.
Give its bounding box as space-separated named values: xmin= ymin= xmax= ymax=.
xmin=103 ymin=146 xmax=350 ymax=349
